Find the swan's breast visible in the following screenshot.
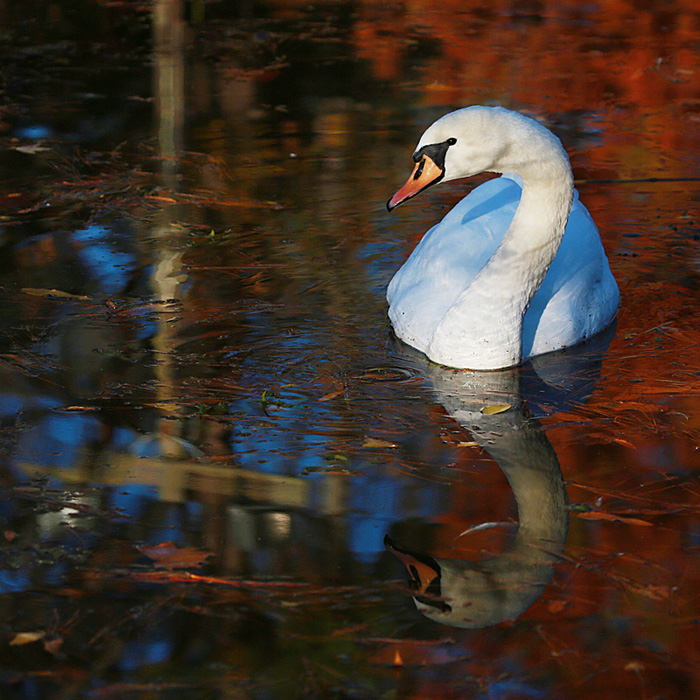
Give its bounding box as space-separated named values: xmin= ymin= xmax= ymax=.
xmin=388 ymin=177 xmax=522 ymax=350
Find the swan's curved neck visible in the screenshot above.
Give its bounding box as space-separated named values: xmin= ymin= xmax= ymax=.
xmin=414 ymin=370 xmax=570 ymax=627
xmin=428 ymin=151 xmax=574 ymax=370
xmin=482 ymin=416 xmax=569 ymax=554
xmin=434 ymin=370 xmax=569 ymax=558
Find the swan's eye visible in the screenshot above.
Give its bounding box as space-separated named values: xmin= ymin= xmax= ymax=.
xmin=413 ymin=159 xmax=425 ymax=180
xmin=411 ymin=138 xmax=454 ymax=172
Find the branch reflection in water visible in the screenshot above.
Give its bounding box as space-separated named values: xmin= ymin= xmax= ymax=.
xmin=386 ymin=325 xmax=615 ymax=628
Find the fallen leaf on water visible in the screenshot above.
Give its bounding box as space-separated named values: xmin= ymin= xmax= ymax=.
xmin=319 ymin=388 xmax=344 ymax=401
xmin=481 ymin=404 xmax=512 ymax=415
xmin=369 ymin=640 xmax=465 ymax=667
xmin=362 ymin=437 xmax=397 ymax=449
xmin=10 ymin=631 xmax=45 ymax=646
xmin=628 ymin=583 xmax=672 ymax=601
xmin=138 ymin=541 xmax=213 ymax=570
xmin=13 ymin=144 xmax=51 ymax=154
xmin=577 ymin=511 xmax=653 ymax=527
xmin=21 ymin=288 xmax=90 ymax=300
xmin=145 ymin=195 xmax=177 ymax=203
xmin=43 ymin=637 xmax=64 ymax=655
xmin=547 ymin=599 xmax=568 ymax=614
xmin=55 ymin=406 xmax=99 ymax=412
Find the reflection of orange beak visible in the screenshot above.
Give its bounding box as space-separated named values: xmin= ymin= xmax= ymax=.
xmin=387 ymin=155 xmax=445 ymax=211
xmin=385 ymin=535 xmax=440 ymax=595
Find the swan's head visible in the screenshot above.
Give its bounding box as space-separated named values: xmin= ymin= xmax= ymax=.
xmin=385 ymin=533 xmax=561 ymax=628
xmin=387 ymin=105 xmax=564 ymax=211
xmin=384 ymin=535 xmax=453 ymax=617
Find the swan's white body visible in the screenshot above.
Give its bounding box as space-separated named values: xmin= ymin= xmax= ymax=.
xmin=387 ymin=106 xmax=619 ymax=370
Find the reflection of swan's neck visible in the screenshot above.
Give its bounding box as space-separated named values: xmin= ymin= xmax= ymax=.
xmin=423 ymin=416 xmax=568 ymax=629
xmin=391 ymin=367 xmax=569 ymax=628
xmin=479 ymin=416 xmax=568 ymax=554
xmin=429 ymin=156 xmax=574 ymax=370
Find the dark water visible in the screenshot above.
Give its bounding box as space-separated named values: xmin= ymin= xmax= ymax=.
xmin=1 ymin=1 xmax=700 ymax=698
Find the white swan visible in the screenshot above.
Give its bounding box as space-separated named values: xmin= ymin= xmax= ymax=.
xmin=387 ymin=106 xmax=619 ymax=370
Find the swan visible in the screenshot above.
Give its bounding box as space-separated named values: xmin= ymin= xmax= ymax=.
xmin=386 ymin=105 xmax=619 ymax=370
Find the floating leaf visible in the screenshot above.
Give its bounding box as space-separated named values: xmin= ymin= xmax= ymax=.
xmin=145 ymin=194 xmax=177 ymax=203
xmin=369 ymin=640 xmax=467 ymax=666
xmin=21 ymin=288 xmax=90 ymax=300
xmin=55 ymin=406 xmax=99 ymax=412
xmin=628 ymin=583 xmax=672 ymax=601
xmin=43 ymin=637 xmax=64 ymax=655
xmin=319 ymin=388 xmax=344 ymax=401
xmin=547 ymin=599 xmax=568 ymax=614
xmin=362 ymin=437 xmax=397 ymax=449
xmin=481 ymin=403 xmax=512 ymax=415
xmin=10 ymin=631 xmax=45 ymax=646
xmin=13 ymin=144 xmax=51 ymax=154
xmin=138 ymin=542 xmax=212 ymax=571
xmin=612 ymin=437 xmax=636 ymax=449
xmin=577 ymin=511 xmax=653 ymax=527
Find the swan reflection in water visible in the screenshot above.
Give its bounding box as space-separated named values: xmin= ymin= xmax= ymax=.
xmin=386 ymin=326 xmax=614 ymax=628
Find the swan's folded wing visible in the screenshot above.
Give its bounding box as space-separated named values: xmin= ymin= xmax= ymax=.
xmin=523 ymin=194 xmax=619 ymax=357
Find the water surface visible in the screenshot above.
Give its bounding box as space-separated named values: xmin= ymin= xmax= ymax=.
xmin=1 ymin=1 xmax=700 ymax=698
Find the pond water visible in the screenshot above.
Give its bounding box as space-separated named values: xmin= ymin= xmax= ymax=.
xmin=1 ymin=0 xmax=700 ymax=698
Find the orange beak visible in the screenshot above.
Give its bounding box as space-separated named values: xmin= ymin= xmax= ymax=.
xmin=387 ymin=154 xmax=445 ymax=211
